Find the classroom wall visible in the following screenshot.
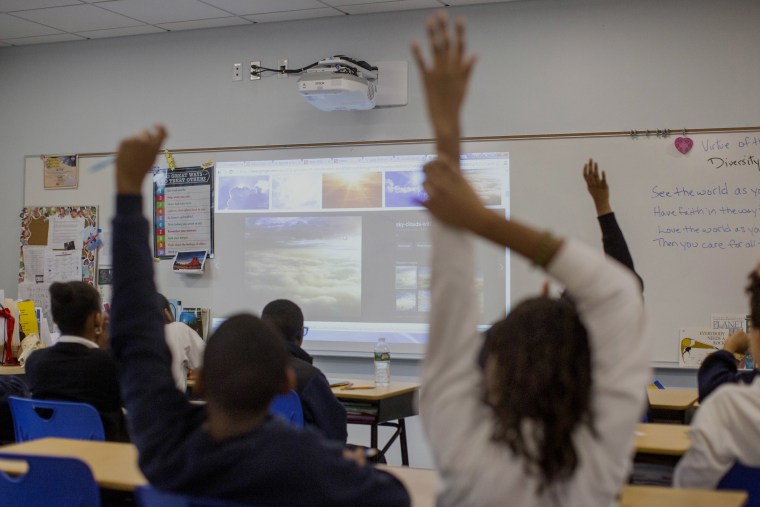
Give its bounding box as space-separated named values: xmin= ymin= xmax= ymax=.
xmin=2 ymin=0 xmax=759 ymax=467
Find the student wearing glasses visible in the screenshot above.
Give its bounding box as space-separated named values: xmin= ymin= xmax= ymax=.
xmin=262 ymin=299 xmax=348 ymax=443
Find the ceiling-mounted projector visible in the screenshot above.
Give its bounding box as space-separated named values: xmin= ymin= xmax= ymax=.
xmin=298 ymin=56 xmax=378 ymax=111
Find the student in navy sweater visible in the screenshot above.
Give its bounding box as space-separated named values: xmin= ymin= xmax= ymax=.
xmin=109 ymin=126 xmax=409 ymax=507
xmin=25 ymin=281 xmax=129 ymax=442
xmin=261 ymin=299 xmax=348 ymax=443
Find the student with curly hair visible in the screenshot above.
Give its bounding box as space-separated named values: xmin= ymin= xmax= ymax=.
xmin=412 ymin=12 xmax=649 ymax=505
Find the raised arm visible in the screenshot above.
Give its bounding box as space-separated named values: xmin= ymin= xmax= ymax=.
xmin=110 ymin=126 xmax=203 ymax=465
xmin=584 ymin=159 xmax=644 ymax=290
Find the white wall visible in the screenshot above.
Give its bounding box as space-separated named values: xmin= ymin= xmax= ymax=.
xmin=2 ymin=0 xmax=760 ymax=467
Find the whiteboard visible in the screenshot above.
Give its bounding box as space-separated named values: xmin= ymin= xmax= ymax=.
xmin=24 ymin=130 xmax=760 ymax=364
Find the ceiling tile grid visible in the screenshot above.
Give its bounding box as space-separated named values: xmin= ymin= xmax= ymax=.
xmin=0 ymin=0 xmax=516 ymax=46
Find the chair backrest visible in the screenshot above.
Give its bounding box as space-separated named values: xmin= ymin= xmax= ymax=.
xmin=0 ymin=452 xmax=100 ymax=507
xmin=8 ymin=396 xmax=105 ymax=442
xmin=135 ymin=485 xmax=259 ymax=507
xmin=269 ymin=390 xmax=304 ymax=428
xmin=717 ymin=462 xmax=760 ymax=507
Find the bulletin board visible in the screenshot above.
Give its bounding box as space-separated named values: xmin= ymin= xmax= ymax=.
xmin=18 ymin=206 xmax=98 ymax=321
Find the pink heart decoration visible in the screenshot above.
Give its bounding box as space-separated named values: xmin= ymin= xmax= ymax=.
xmin=675 ymin=137 xmax=693 ymax=154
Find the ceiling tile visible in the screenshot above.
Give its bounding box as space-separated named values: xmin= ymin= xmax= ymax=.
xmin=319 ymin=0 xmax=390 ymax=5
xmin=4 ymin=32 xmax=84 ymax=44
xmin=157 ymin=16 xmax=251 ymax=32
xmin=78 ymin=24 xmax=166 ymax=38
xmin=0 ymin=0 xmax=82 ymax=12
xmin=444 ymin=0 xmax=516 ymax=4
xmin=244 ymin=8 xmax=343 ymax=23
xmin=13 ymin=4 xmax=141 ymax=32
xmin=99 ymin=0 xmax=230 ymax=24
xmin=339 ymin=0 xmax=441 ymax=15
xmin=0 ymin=13 xmax=63 ymax=38
xmin=200 ymin=0 xmax=324 ymax=16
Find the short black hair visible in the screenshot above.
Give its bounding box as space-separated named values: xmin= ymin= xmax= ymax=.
xmin=203 ymin=313 xmax=288 ymax=415
xmin=261 ymin=299 xmax=304 ymax=344
xmin=49 ymin=281 xmax=101 ymax=335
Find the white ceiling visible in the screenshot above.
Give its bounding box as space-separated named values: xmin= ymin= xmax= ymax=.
xmin=0 ymin=0 xmax=516 ymax=47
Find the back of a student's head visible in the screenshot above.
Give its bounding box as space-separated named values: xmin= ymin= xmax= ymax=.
xmin=261 ymin=299 xmax=303 ymax=344
xmin=482 ymin=295 xmax=591 ymax=491
xmin=49 ymin=281 xmax=101 ymax=336
xmin=202 ymin=313 xmax=288 ymax=415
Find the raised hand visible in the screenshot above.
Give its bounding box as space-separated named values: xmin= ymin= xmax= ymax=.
xmin=116 ymin=125 xmax=168 ymax=195
xmin=411 ymin=11 xmax=476 ymax=161
xmin=583 ymin=158 xmax=611 ymax=216
xmin=422 ymin=156 xmax=489 ymax=230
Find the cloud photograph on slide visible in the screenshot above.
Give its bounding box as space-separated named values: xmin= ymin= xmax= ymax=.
xmin=385 ymin=171 xmax=426 ymax=208
xmin=465 ymin=170 xmax=503 ymax=206
xmin=322 ymin=172 xmax=382 ymax=208
xmin=271 ymin=173 xmax=322 ymax=210
xmin=217 ymin=174 xmax=270 ymax=211
xmin=245 ymin=216 xmax=362 ymax=320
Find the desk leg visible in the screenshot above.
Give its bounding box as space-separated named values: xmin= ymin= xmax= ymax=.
xmin=398 ymin=419 xmax=408 ymax=466
xmin=371 ymin=424 xmax=378 ymax=451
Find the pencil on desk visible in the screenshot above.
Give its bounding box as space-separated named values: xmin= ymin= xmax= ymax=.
xmin=340 ymin=386 xmax=376 ymax=391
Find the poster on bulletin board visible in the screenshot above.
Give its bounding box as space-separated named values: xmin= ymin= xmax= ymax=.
xmin=17 ymin=205 xmax=98 ymax=321
xmin=153 ymin=166 xmax=214 ymax=259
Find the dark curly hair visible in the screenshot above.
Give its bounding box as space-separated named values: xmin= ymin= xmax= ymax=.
xmin=483 ymin=295 xmax=595 ymax=493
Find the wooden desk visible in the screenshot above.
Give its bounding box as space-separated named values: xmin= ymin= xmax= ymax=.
xmin=647 ymin=389 xmax=699 ymax=423
xmin=381 ymin=466 xmax=436 ymax=507
xmin=0 ymin=440 xmax=746 ymax=507
xmin=0 ymin=365 xmax=24 ymax=375
xmin=620 ymin=485 xmax=747 ymax=507
xmin=332 ymin=380 xmax=420 ymax=466
xmin=0 ymin=437 xmax=147 ymax=491
xmin=635 ymin=423 xmax=691 ymax=456
xmin=382 ymin=468 xmax=747 ymax=507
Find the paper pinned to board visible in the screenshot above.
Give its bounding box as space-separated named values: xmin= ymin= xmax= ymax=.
xmin=47 ymin=216 xmax=85 ymax=251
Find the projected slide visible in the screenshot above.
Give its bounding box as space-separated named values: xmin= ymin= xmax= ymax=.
xmin=215 ymin=153 xmax=509 ymax=346
xmin=245 ymin=216 xmax=362 ymax=320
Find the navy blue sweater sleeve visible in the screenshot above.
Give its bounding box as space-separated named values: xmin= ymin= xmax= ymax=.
xmin=598 ymin=212 xmax=644 ymax=291
xmin=110 ymin=195 xmax=202 ymax=476
xmin=300 ymin=373 xmax=348 ymax=443
xmin=697 ymin=349 xmax=760 ymax=402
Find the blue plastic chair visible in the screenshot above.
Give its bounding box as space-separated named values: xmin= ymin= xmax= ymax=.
xmin=0 ymin=452 xmax=100 ymax=506
xmin=8 ymin=396 xmax=105 ymax=442
xmin=136 ymin=485 xmax=261 ymax=507
xmin=717 ymin=462 xmax=760 ymax=507
xmin=269 ymin=390 xmax=304 ymax=428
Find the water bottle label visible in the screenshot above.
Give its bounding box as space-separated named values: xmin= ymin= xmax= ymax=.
xmin=374 ymin=352 xmax=390 ymax=361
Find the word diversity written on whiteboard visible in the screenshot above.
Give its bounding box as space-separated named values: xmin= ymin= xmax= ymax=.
xmin=650 ymin=135 xmax=760 ymax=252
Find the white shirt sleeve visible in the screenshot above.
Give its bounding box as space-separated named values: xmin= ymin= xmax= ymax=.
xmin=422 ymin=221 xmax=649 ymax=506
xmin=164 ymin=322 xmax=205 ymax=392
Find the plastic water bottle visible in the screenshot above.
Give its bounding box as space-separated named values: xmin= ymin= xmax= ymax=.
xmin=374 ymin=337 xmax=391 ymax=387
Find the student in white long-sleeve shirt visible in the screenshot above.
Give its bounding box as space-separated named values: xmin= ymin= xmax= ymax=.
xmin=412 ymin=12 xmax=650 ymax=506
xmin=674 ymin=265 xmax=760 ymax=488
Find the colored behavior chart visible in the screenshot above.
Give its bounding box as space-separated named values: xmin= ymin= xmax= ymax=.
xmin=153 ymin=166 xmax=214 ymax=259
